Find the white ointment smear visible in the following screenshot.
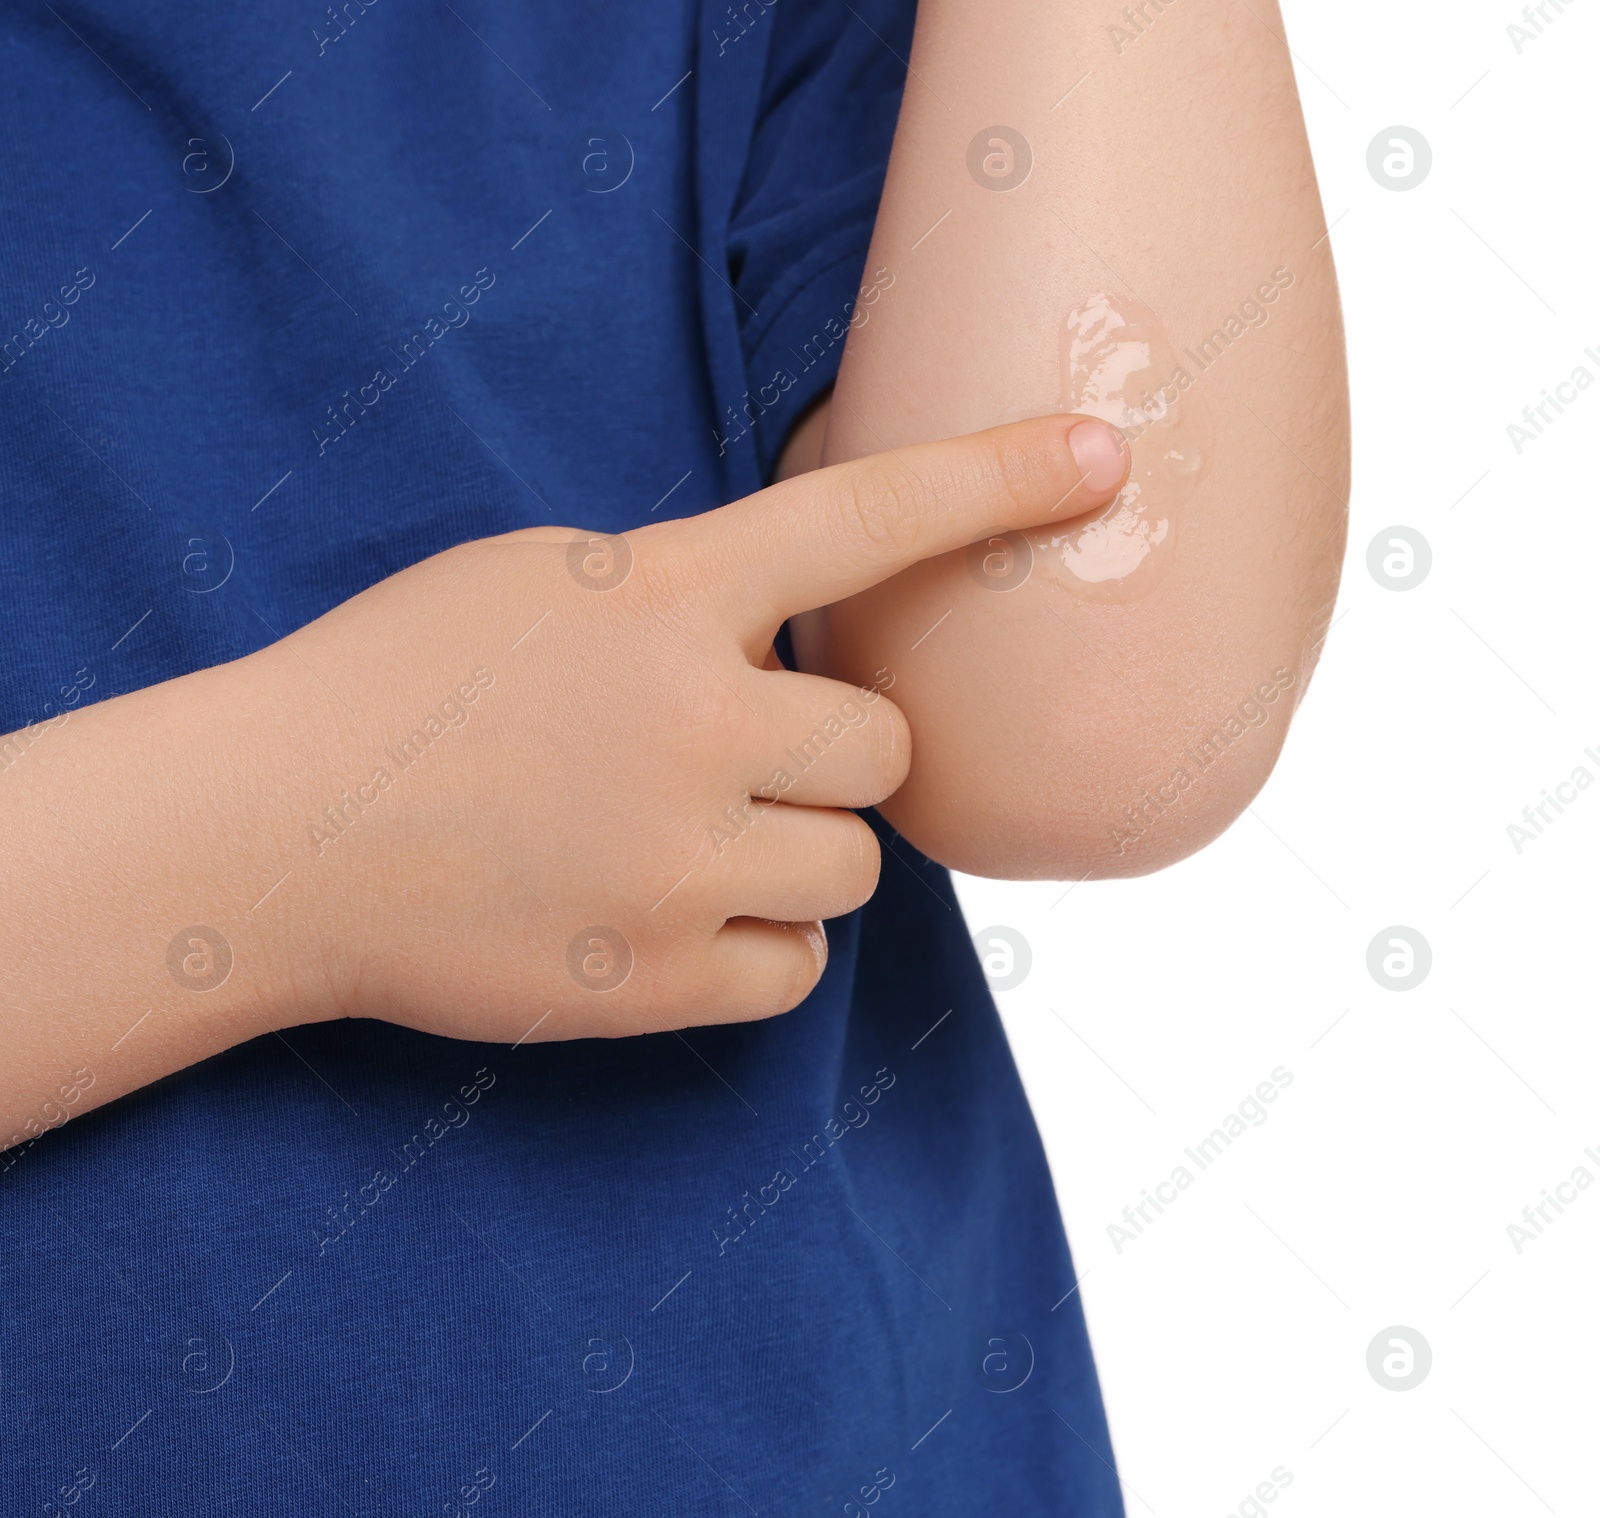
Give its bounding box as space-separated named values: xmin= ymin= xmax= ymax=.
xmin=1030 ymin=293 xmax=1211 ymax=601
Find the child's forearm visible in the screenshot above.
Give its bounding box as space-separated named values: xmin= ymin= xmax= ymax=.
xmin=801 ymin=0 xmax=1349 ymax=878
xmin=0 ymin=655 xmax=327 ymax=1153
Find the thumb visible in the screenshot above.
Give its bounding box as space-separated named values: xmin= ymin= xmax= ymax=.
xmin=701 ymin=414 xmax=1128 ymax=634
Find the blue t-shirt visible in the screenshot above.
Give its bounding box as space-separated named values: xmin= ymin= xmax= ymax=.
xmin=0 ymin=3 xmax=1122 ymax=1511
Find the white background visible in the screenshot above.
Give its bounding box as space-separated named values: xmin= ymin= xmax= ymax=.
xmin=956 ymin=2 xmax=1600 ymax=1512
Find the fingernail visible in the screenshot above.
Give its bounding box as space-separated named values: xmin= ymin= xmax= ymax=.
xmin=1067 ymin=419 xmax=1129 ymax=496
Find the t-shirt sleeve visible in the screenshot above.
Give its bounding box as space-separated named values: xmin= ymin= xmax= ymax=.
xmin=726 ymin=0 xmax=916 ymax=478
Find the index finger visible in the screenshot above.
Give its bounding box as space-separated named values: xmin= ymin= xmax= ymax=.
xmin=701 ymin=414 xmax=1128 ymax=633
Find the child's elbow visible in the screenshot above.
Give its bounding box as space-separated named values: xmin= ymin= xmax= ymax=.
xmin=876 ymin=717 xmax=1292 ymax=884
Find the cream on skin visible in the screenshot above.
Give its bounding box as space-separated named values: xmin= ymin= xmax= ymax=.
xmin=1030 ymin=294 xmax=1211 ymax=601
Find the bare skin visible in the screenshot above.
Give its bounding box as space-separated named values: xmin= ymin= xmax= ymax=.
xmin=0 ymin=418 xmax=1127 ymax=1147
xmin=793 ymin=0 xmax=1350 ymax=879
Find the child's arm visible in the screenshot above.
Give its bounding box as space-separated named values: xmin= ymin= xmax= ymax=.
xmin=795 ymin=0 xmax=1349 ymax=879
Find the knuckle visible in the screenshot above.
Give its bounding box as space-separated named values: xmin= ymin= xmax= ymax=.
xmin=625 ymin=531 xmax=692 ymax=617
xmin=783 ymin=920 xmax=829 ymax=1006
xmin=641 ymin=642 xmax=746 ymax=745
xmin=867 ymin=697 xmax=913 ymax=798
xmin=835 ymin=462 xmax=922 ymax=560
xmin=642 ymin=518 xmax=727 ymax=609
xmin=992 ymin=422 xmax=1068 ymax=524
xmin=986 ymin=430 xmax=1049 ymax=526
xmin=832 ymin=815 xmax=882 ymax=908
xmin=679 ymin=673 xmax=742 ymax=738
xmin=626 ymin=518 xmax=745 ymax=634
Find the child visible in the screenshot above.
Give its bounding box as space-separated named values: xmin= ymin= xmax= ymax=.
xmin=0 ymin=1 xmax=1341 ymax=1510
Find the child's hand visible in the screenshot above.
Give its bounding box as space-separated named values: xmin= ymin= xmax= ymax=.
xmin=267 ymin=414 xmax=1127 ymax=1043
xmin=0 ymin=414 xmax=1128 ymax=1142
